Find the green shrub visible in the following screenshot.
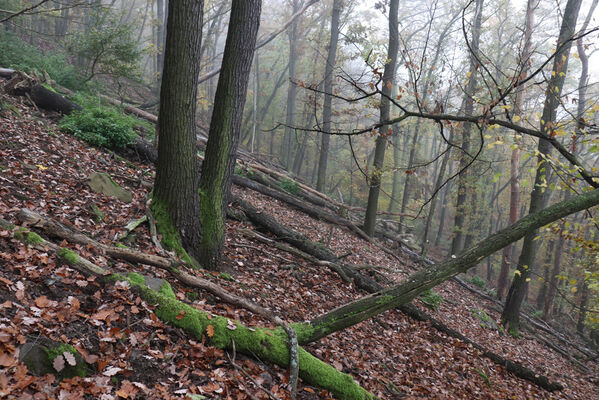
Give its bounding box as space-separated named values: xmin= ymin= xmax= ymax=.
xmin=59 ymin=93 xmax=152 ymax=148
xmin=0 ymin=32 xmax=82 ymax=89
xmin=419 ymin=289 xmax=443 ymax=310
xmin=60 ymin=106 xmax=135 ymax=149
xmin=467 ymin=275 xmax=486 ymax=289
xmin=278 ymin=178 xmax=300 ymax=195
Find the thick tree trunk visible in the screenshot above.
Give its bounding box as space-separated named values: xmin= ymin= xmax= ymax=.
xmin=198 ymin=0 xmax=262 ymax=269
xmin=30 ymin=84 xmax=82 ymax=114
xmin=152 ymin=0 xmax=204 ymax=262
xmin=363 ymin=0 xmax=399 ymax=237
xmin=316 ymin=0 xmax=342 ymax=192
xmin=502 ymin=0 xmax=583 ymax=333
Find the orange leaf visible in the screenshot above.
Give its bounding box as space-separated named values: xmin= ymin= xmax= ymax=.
xmin=206 ymin=325 xmax=215 ymax=338
xmin=175 ymin=310 xmax=186 ymax=320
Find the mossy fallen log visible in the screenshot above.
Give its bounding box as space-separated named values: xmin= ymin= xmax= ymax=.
xmin=6 ymin=222 xmax=375 ymax=400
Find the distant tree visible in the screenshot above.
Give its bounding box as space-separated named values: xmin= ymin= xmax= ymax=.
xmin=316 ymin=0 xmax=342 ymax=193
xmin=65 ymin=8 xmax=142 ymax=83
xmin=363 ymin=0 xmax=399 ymax=237
xmin=501 ymin=0 xmax=583 ymax=334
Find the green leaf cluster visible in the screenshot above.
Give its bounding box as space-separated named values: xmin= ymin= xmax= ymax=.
xmin=59 ymin=95 xmax=145 ymax=149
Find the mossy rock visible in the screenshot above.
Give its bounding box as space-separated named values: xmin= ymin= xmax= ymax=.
xmin=19 ymin=339 xmax=88 ymax=380
xmin=87 ymin=172 xmax=132 ymax=203
xmin=472 ymin=308 xmax=498 ymax=330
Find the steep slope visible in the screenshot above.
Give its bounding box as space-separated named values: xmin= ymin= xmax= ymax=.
xmin=0 ymin=93 xmax=598 ymax=399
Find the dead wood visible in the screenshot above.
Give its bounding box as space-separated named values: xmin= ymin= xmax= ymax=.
xmin=15 ymin=208 xmax=299 ymax=391
xmin=233 ymin=198 xmax=566 ymax=392
xmin=233 ymin=174 xmax=371 ymax=241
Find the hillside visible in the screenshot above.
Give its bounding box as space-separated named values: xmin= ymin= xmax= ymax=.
xmin=1 ymin=93 xmax=598 ymax=399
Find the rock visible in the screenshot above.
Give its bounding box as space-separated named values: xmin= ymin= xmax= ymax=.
xmin=19 ymin=338 xmax=88 ymax=380
xmin=87 ymin=172 xmax=132 ymax=203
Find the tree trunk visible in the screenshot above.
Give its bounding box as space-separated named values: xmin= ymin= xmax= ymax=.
xmin=152 ymin=0 xmax=204 ymax=263
xmin=198 ymin=0 xmax=262 ymax=269
xmin=450 ymin=0 xmax=483 ymax=256
xmin=316 ymin=0 xmax=342 ymax=192
xmin=305 ymin=187 xmax=599 ymax=341
xmin=156 ymin=0 xmax=165 ymax=83
xmin=282 ymin=0 xmax=299 ymax=169
xmin=542 ymin=231 xmax=566 ymax=320
xmin=502 ymin=0 xmax=583 ymax=333
xmin=363 ymin=0 xmax=399 ymax=237
xmin=535 ymin=239 xmax=554 ymax=310
xmin=497 ymin=0 xmax=536 ymax=301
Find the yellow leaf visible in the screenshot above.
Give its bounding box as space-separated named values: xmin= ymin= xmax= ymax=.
xmin=571 ymin=287 xmax=578 ymax=294
xmin=525 ymin=278 xmax=531 ymax=282
xmin=513 ymin=115 xmax=521 ymax=123
xmin=514 ymin=270 xmax=521 ymax=277
xmin=36 ymin=164 xmax=48 ymax=170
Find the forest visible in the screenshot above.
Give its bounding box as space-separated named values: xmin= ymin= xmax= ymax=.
xmin=0 ymin=0 xmax=599 ymax=398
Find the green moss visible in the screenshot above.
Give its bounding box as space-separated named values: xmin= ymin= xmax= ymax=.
xmin=44 ymin=343 xmax=87 ymax=379
xmin=218 ymin=272 xmax=233 ymax=281
xmin=58 ymin=248 xmax=79 ymax=265
xmin=119 ymin=276 xmax=373 ymax=399
xmin=508 ymin=328 xmax=520 ymax=338
xmin=41 ymin=83 xmax=57 ymax=93
xmin=419 ymin=289 xmax=443 ymax=310
xmin=158 ymin=280 xmax=176 ymax=299
xmin=116 ymin=243 xmax=128 ymax=249
xmin=151 ymin=197 xmax=197 ymax=267
xmin=471 ymin=308 xmax=490 ymax=322
xmin=126 ymin=272 xmax=146 ymax=286
xmin=474 ymin=368 xmax=492 ymax=387
xmin=26 ymin=232 xmax=44 ymax=245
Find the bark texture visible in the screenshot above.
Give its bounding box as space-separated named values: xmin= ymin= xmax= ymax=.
xmin=198 ymin=0 xmax=262 ymax=269
xmin=152 ymin=0 xmax=203 ymax=262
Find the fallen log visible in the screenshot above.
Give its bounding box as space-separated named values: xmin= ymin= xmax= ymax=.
xmin=233 ymin=174 xmax=371 ymax=241
xmin=233 ymin=197 xmax=568 ymax=392
xmin=6 ymin=220 xmax=372 ymax=400
xmin=29 ymin=84 xmax=82 ymax=114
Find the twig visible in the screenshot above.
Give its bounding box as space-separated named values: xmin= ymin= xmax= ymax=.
xmin=145 ymin=197 xmax=162 ymax=250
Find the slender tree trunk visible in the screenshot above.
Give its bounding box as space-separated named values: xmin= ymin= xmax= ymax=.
xmin=542 ymin=230 xmax=566 ymax=320
xmin=450 ymin=0 xmax=483 ymax=256
xmin=535 ymin=239 xmax=554 ymax=310
xmin=387 ymin=124 xmax=401 ymax=212
xmin=421 ymin=130 xmax=453 ymax=256
xmin=301 ymin=187 xmax=599 ymax=342
xmin=577 ymin=278 xmax=590 ymax=334
xmin=198 ymin=0 xmax=262 ymax=269
xmin=497 ymin=0 xmax=536 ymax=301
xmin=502 ymin=0 xmax=583 ymax=333
xmin=363 ymin=0 xmax=399 ymax=236
xmin=434 ymin=181 xmax=450 ymax=247
xmin=152 ymin=0 xmax=204 ymax=262
xmin=282 ymin=0 xmax=299 ymax=169
xmin=316 ymin=0 xmax=342 ymax=192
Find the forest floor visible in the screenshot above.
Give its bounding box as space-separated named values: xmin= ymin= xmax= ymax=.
xmin=1 ymin=92 xmax=599 ymax=399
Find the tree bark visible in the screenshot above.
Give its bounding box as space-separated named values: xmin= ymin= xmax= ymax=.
xmin=497 ymin=0 xmax=536 ymax=301
xmin=502 ymin=0 xmax=583 ymax=333
xmin=282 ymin=0 xmax=300 ymax=169
xmin=152 ymin=0 xmax=204 ymax=262
xmin=315 ymin=0 xmax=342 ymax=192
xmin=198 ymin=0 xmax=262 ymax=269
xmin=450 ymin=0 xmax=483 ymax=255
xmin=363 ymin=0 xmax=399 ymax=237
xmin=305 ymin=187 xmax=599 ymax=341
